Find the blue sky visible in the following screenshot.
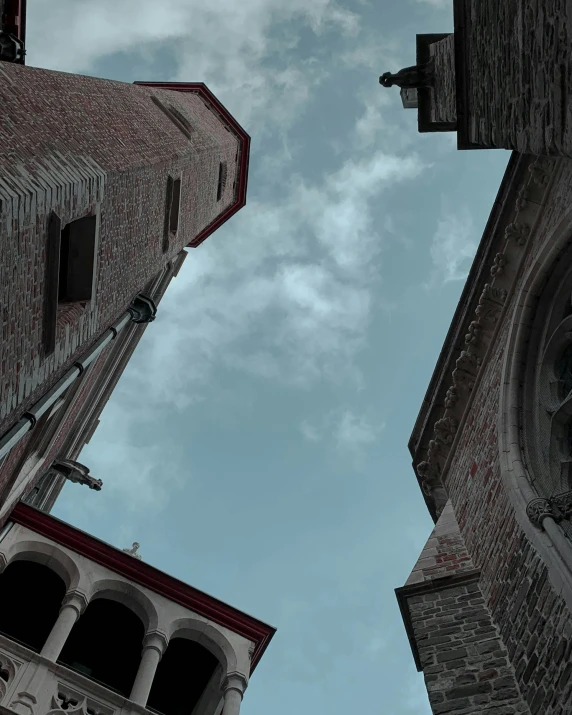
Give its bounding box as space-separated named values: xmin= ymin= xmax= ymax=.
xmin=28 ymin=0 xmax=508 ymax=712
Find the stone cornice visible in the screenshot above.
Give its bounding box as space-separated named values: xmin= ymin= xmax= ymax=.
xmin=409 ymin=153 xmax=560 ymax=520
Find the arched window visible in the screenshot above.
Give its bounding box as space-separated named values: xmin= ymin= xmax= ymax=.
xmin=0 ymin=560 xmax=66 ymax=651
xmin=147 ymin=638 xmax=219 ymax=715
xmin=58 ymin=598 xmax=144 ymax=696
xmin=523 ymin=257 xmax=572 ymax=539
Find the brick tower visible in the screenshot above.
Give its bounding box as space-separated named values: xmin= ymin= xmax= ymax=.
xmin=0 ymin=59 xmax=250 ymax=521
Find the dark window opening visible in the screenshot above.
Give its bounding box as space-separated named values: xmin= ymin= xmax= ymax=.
xmin=147 ymin=638 xmax=219 ymax=715
xmin=59 ymin=598 xmax=144 ymax=696
xmin=163 ymin=177 xmax=181 ymax=252
xmin=43 ymin=212 xmax=96 ymax=355
xmin=58 ymin=216 xmax=97 ymax=303
xmin=0 ymin=560 xmax=66 ymax=652
xmin=216 ymin=162 xmax=227 ymax=202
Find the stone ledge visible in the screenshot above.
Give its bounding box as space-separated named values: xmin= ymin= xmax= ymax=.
xmin=395 ymin=569 xmax=481 ymax=671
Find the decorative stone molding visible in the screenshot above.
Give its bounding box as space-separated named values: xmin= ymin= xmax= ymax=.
xmin=141 ymin=631 xmax=169 ymax=658
xmin=527 ymin=491 xmax=572 ymax=529
xmin=0 ymin=652 xmax=18 ymax=704
xmin=60 ymin=591 xmax=89 ymax=618
xmin=221 ymin=672 xmax=248 ymax=698
xmin=46 ymin=684 xmax=114 ymax=715
xmin=415 ymin=156 xmax=557 ymax=517
xmin=490 ymin=252 xmax=507 ymax=277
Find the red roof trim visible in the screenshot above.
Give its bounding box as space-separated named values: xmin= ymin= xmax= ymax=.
xmin=10 ymin=503 xmax=275 ymax=671
xmin=133 ymin=82 xmax=250 ymax=249
xmin=2 ymin=0 xmax=27 ymax=44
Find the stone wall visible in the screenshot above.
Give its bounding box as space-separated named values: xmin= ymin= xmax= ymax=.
xmin=407 ymin=578 xmax=531 ymax=715
xmin=430 ymin=34 xmax=456 ymax=125
xmin=463 ymin=0 xmax=572 ymax=156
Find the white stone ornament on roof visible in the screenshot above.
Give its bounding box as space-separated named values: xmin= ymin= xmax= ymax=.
xmin=122 ymin=542 xmax=142 ymax=560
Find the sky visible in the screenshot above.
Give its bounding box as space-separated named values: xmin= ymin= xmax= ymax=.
xmin=27 ymin=1 xmax=509 ymax=713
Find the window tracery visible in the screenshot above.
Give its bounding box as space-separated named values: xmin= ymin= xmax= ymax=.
xmin=524 ymin=264 xmax=572 ymax=537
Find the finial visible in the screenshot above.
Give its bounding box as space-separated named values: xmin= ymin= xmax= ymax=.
xmin=123 ymin=542 xmax=142 ymax=560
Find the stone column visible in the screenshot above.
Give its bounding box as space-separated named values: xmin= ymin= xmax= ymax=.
xmin=40 ymin=591 xmax=88 ymax=662
xmin=129 ymin=631 xmax=168 ymax=706
xmin=222 ymin=673 xmax=247 ymax=715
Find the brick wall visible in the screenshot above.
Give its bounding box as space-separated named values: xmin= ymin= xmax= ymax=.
xmin=406 ymin=578 xmax=531 ymax=715
xmin=463 ymin=0 xmax=572 ymax=156
xmin=0 ymin=62 xmax=242 ymax=440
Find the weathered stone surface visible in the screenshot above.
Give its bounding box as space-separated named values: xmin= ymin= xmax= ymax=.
xmin=430 ymin=34 xmax=456 ymax=124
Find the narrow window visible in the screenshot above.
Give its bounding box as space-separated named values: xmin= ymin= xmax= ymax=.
xmin=58 ymin=216 xmax=97 ymax=303
xmin=163 ymin=176 xmax=181 ymax=253
xmin=216 ymin=162 xmax=227 ymax=202
xmin=43 ymin=213 xmax=96 ymax=356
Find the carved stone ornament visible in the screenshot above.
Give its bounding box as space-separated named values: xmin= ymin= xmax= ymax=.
xmin=526 ymin=498 xmax=557 ymax=528
xmin=465 ymin=321 xmax=482 ymax=347
xmin=444 ymin=386 xmax=459 ymax=409
xmin=414 ymin=155 xmax=555 ymax=520
xmin=46 ymin=684 xmax=114 ymax=715
xmin=475 ymin=284 xmax=507 ymax=327
xmin=0 ymin=652 xmax=18 ymax=703
xmin=52 ymin=460 xmax=102 ymax=491
xmin=122 ymin=542 xmax=142 ymax=560
xmin=434 ymin=416 xmax=458 ymax=445
xmin=490 ymin=252 xmax=507 ymax=278
xmin=552 ymin=490 xmax=572 ymax=519
xmin=505 ymin=222 xmax=530 ymax=246
xmin=379 ymin=60 xmax=435 ymax=89
xmin=529 ymin=160 xmax=551 ymax=186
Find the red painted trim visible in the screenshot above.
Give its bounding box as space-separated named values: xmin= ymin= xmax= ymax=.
xmin=133 ymin=82 xmax=250 ymax=249
xmin=10 ymin=503 xmax=275 ymax=671
xmin=2 ymin=0 xmax=26 ymax=44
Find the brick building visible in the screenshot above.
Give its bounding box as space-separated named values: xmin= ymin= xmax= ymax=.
xmin=0 ymin=6 xmax=275 ymax=715
xmin=381 ymin=4 xmax=572 ymax=714
xmin=0 ymin=3 xmax=251 ymax=523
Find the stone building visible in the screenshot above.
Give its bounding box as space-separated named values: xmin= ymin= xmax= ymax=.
xmin=0 ymin=2 xmax=251 ymax=523
xmin=0 ymin=502 xmax=275 ymax=715
xmin=380 ymin=5 xmax=572 ymax=715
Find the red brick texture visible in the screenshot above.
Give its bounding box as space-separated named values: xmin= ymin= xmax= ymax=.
xmin=0 ymin=62 xmax=244 ymax=442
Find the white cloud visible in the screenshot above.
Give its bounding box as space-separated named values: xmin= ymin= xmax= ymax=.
xmin=27 ymin=0 xmax=358 ymax=135
xmin=300 ymin=409 xmax=385 ymax=456
xmin=428 ymin=203 xmax=477 ymax=284
xmin=415 ymin=0 xmax=450 ymax=8
xmin=125 ymin=148 xmax=426 ymax=409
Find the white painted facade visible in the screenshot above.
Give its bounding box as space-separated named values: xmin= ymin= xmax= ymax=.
xmin=0 ymin=524 xmax=256 ymax=715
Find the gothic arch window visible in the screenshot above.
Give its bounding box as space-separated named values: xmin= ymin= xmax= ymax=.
xmin=523 ymin=255 xmax=572 ymax=539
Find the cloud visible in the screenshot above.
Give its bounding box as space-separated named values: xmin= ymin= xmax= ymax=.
xmin=428 ymin=203 xmax=477 ymax=284
xmin=123 ymin=148 xmax=425 ymax=410
xmin=300 ymin=409 xmax=385 ymax=457
xmin=26 ymin=0 xmax=359 ymax=136
xmin=414 ymin=0 xmax=450 ymax=8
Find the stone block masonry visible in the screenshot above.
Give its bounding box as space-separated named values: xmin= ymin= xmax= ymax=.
xmin=402 ymin=575 xmax=532 ymax=715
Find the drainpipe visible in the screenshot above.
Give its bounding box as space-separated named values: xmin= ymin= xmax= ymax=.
xmin=0 ymin=294 xmax=156 ymax=462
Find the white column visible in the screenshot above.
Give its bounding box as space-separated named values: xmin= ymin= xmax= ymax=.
xmin=130 ymin=631 xmax=168 ymax=706
xmin=222 ymin=673 xmax=247 ymax=715
xmin=40 ymin=591 xmax=88 ymax=662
